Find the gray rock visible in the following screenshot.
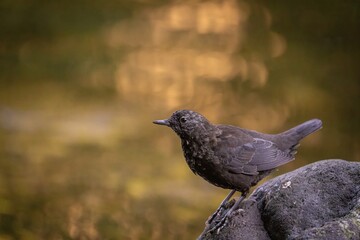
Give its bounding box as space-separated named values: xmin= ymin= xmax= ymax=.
xmin=198 ymin=199 xmax=271 ymax=240
xmin=198 ymin=159 xmax=360 ymax=240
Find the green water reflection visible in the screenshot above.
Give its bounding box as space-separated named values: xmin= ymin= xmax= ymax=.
xmin=0 ymin=0 xmax=359 ymax=239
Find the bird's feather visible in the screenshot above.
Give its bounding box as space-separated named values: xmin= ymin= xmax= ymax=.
xmin=214 ymin=126 xmax=295 ymax=176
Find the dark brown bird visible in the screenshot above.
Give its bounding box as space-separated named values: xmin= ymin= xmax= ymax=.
xmin=153 ymin=110 xmax=322 ymax=232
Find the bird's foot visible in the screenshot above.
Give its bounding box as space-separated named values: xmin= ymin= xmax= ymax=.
xmin=205 ymin=211 xmax=230 ymax=235
xmin=206 ymin=190 xmax=237 ymax=225
xmin=205 ymin=208 xmax=245 ymax=235
xmin=203 ymin=192 xmax=248 ymax=235
xmin=205 ymin=206 xmax=225 ymax=225
xmin=214 ymin=215 xmax=229 ymax=234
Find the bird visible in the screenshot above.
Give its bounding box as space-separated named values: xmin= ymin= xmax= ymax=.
xmin=153 ymin=110 xmax=322 ymax=233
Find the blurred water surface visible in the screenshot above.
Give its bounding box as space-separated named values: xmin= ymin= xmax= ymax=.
xmin=0 ymin=0 xmax=359 ymax=239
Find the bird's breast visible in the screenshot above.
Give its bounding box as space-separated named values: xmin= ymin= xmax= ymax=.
xmin=181 ymin=139 xmax=211 ymax=171
xmin=180 ymin=139 xmax=235 ymax=189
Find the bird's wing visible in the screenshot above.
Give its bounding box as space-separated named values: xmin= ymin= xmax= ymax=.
xmin=214 ymin=125 xmax=294 ymax=176
xmin=225 ymin=138 xmax=294 ymax=176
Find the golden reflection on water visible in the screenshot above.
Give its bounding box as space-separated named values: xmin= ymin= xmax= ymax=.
xmin=108 ymin=0 xmax=286 ymax=110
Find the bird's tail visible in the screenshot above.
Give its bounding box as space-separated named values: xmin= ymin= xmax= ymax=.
xmin=282 ymin=119 xmax=322 ymax=144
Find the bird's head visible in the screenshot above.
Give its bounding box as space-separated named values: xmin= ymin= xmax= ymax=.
xmin=153 ymin=110 xmax=211 ymax=138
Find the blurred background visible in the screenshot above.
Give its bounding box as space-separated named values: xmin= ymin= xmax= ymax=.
xmin=0 ymin=0 xmax=359 ymax=239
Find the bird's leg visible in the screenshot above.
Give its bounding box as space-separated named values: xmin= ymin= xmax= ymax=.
xmin=206 ymin=189 xmax=236 ymax=225
xmin=207 ymin=191 xmax=248 ymax=234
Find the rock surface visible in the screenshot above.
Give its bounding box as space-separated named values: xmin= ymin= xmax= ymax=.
xmin=198 ymin=159 xmax=360 ymax=240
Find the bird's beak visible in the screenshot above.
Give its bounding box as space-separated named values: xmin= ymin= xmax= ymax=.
xmin=153 ymin=119 xmax=170 ymax=127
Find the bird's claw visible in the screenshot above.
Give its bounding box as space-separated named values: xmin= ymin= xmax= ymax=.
xmin=205 ymin=214 xmax=229 ymax=235
xmin=206 ymin=206 xmax=224 ymax=225
xmin=205 ymin=207 xmax=245 ymax=235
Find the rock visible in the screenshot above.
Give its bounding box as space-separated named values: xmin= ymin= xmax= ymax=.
xmin=198 ymin=159 xmax=360 ymax=240
xmin=198 ymin=199 xmax=271 ymax=240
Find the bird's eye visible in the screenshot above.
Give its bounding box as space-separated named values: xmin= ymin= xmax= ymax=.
xmin=180 ymin=116 xmax=187 ymax=123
